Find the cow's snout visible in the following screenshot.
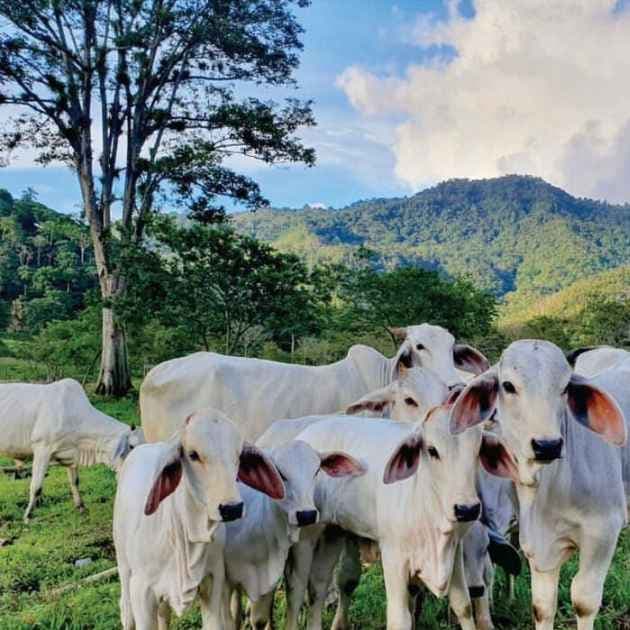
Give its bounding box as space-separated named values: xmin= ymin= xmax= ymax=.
xmin=219 ymin=501 xmax=244 ymax=522
xmin=295 ymin=509 xmax=318 ymax=527
xmin=531 ymin=438 xmax=563 ymax=462
xmin=469 ymin=585 xmax=485 ymax=598
xmin=454 ymin=502 xmax=481 ymax=522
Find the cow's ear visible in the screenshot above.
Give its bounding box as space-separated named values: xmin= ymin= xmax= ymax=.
xmin=345 ymin=385 xmax=394 ymax=416
xmin=392 ymin=344 xmax=414 ymax=379
xmin=144 ymin=443 xmax=183 ymax=515
xmin=453 ymin=344 xmax=490 ymax=376
xmin=450 ymin=369 xmax=499 ymax=434
xmin=320 ymin=451 xmax=366 ymax=478
xmin=567 ymin=374 xmax=627 ymax=446
xmin=383 ymin=432 xmax=423 ymax=484
xmin=239 ymin=444 xmax=285 ymax=500
xmin=388 ymin=326 xmax=408 ymax=341
xmin=480 ymin=435 xmax=518 ymax=481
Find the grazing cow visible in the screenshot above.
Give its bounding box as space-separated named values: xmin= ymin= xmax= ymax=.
xmin=113 ymin=408 xmax=285 ymax=630
xmin=0 ymin=378 xmax=143 ymax=521
xmin=450 ymin=340 xmax=627 ymax=630
xmin=140 ymin=324 xmax=488 ymax=443
xmin=573 ymin=347 xmax=630 ymax=500
xmin=223 ymin=440 xmax=365 ymax=629
xmin=278 ymin=402 xmax=511 ymax=630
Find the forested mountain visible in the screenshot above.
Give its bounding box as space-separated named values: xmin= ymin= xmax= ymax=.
xmin=232 ymin=175 xmax=630 ymax=301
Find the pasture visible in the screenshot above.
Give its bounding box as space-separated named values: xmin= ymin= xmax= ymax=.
xmin=1 ymin=391 xmax=629 ymax=629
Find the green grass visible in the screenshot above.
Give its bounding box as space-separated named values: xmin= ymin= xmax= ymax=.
xmin=1 ymin=395 xmax=629 ymax=628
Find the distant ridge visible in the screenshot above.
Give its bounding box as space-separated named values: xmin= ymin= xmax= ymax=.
xmin=232 ymin=175 xmax=630 ymax=302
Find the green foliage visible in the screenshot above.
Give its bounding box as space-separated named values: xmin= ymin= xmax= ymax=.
xmin=232 ymin=175 xmax=630 ymax=303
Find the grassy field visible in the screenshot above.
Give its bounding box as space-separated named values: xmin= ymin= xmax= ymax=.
xmin=1 ymin=394 xmax=629 ymax=629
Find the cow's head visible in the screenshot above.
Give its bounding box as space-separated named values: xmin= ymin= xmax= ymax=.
xmin=346 ymin=367 xmax=450 ymax=422
xmin=143 ymin=408 xmax=285 ymax=532
xmin=266 ymin=440 xmax=365 ymax=537
xmin=462 ymin=521 xmax=492 ymax=601
xmin=450 ymin=340 xmax=626 ymax=486
xmin=383 ymin=407 xmax=496 ymax=542
xmin=391 ymin=324 xmax=489 ymax=386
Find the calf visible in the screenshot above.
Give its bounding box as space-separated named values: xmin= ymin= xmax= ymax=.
xmin=451 ymin=340 xmax=627 ymax=630
xmin=285 ymin=402 xmax=511 ymax=630
xmin=113 ymin=408 xmax=285 ymax=630
xmin=0 ymin=378 xmax=143 ymax=521
xmin=223 ymin=440 xmax=364 ymax=629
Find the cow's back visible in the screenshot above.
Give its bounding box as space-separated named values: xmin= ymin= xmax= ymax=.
xmin=141 ymin=349 xmax=387 ymax=443
xmin=575 ymin=347 xmax=630 ymax=377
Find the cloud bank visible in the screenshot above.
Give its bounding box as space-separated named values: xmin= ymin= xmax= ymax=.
xmin=337 ymin=0 xmax=630 ymax=203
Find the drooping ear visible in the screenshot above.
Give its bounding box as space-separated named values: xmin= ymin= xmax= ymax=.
xmin=320 ymin=451 xmax=366 ymax=478
xmin=480 ymin=434 xmax=518 ymax=481
xmin=144 ymin=443 xmax=183 ymax=515
xmin=453 ymin=344 xmax=490 ymax=376
xmin=383 ymin=431 xmax=423 ymax=484
xmin=346 ymin=385 xmax=394 ymax=416
xmin=392 ymin=344 xmax=414 ymax=379
xmin=449 ymin=369 xmax=499 ymax=435
xmin=111 ymin=433 xmax=131 ymax=466
xmin=388 ymin=326 xmax=408 ymax=341
xmin=567 ymin=374 xmax=627 ymax=446
xmin=238 ymin=444 xmax=286 ymax=500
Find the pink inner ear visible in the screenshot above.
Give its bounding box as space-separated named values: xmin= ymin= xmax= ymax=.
xmin=239 ymin=447 xmax=285 ymax=500
xmin=450 ymin=376 xmax=498 ymax=434
xmin=144 ymin=460 xmax=183 ymax=515
xmin=383 ymin=434 xmax=423 ymax=485
xmin=568 ymin=379 xmax=627 ymax=446
xmin=320 ymin=452 xmax=366 ymax=478
xmin=480 ymin=436 xmax=518 ymax=481
xmin=454 ymin=345 xmax=490 ymax=375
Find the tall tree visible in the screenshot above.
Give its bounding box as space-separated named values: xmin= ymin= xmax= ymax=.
xmin=0 ymin=0 xmax=315 ymax=394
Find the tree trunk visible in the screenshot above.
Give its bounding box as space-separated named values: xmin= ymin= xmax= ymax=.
xmin=95 ymin=305 xmax=131 ymax=396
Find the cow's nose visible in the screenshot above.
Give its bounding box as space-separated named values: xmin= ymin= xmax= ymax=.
xmin=219 ymin=501 xmax=244 ymax=522
xmin=454 ymin=502 xmax=481 ymax=522
xmin=469 ymin=585 xmax=485 ymax=599
xmin=296 ymin=509 xmax=318 ymax=527
xmin=531 ymin=438 xmax=563 ymax=462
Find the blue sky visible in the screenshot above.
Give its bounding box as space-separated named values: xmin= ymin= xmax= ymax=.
xmin=3 ymin=1 xmax=630 ymax=211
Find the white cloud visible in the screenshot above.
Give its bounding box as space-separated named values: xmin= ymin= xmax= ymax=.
xmin=337 ymin=0 xmax=630 ymax=203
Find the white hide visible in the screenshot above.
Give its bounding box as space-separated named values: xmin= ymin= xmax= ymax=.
xmin=0 ymin=378 xmax=141 ymax=520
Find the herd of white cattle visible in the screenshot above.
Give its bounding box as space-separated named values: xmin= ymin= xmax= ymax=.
xmin=1 ymin=324 xmax=629 ymax=630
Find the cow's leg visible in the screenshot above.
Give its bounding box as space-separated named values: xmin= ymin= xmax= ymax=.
xmin=157 ymin=602 xmax=171 ymax=630
xmin=331 ymin=535 xmax=362 ymax=630
xmin=530 ymin=563 xmax=561 ymax=630
xmin=199 ymin=569 xmax=226 ymax=630
xmin=119 ymin=566 xmax=135 ymax=630
xmin=448 ymin=544 xmax=475 ymax=630
xmin=381 ymin=546 xmax=412 ymax=630
xmin=250 ymin=591 xmax=274 ymax=630
xmin=306 ymin=529 xmax=346 ymax=630
xmin=66 ymin=464 xmax=85 ymax=512
xmin=474 ymin=560 xmax=495 ymax=630
xmin=285 ymin=538 xmax=316 ymax=630
xmin=129 ymin=576 xmax=159 ymax=630
xmin=571 ymin=535 xmax=618 ymax=630
xmin=23 ymin=446 xmax=51 ymax=522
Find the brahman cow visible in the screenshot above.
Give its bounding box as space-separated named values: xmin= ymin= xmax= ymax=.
xmin=113 ymin=408 xmax=285 ymax=630
xmin=451 ymin=340 xmax=627 ymax=630
xmin=0 ymin=378 xmax=143 ymax=521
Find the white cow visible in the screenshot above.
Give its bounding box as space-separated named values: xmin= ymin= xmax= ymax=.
xmin=276 ymin=402 xmax=511 ymax=630
xmin=140 ymin=323 xmax=488 ymax=443
xmin=113 ymin=408 xmax=285 ymax=630
xmin=573 ymin=347 xmax=630 ymax=500
xmin=0 ymin=378 xmax=143 ymax=521
xmin=223 ymin=440 xmax=365 ymax=629
xmin=450 ymin=340 xmax=627 ymax=630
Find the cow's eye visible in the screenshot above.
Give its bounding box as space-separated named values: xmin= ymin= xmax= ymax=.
xmin=416 ymin=343 xmax=425 ymax=351
xmin=404 ymin=397 xmax=419 ymax=407
xmin=427 ymin=446 xmax=440 ymax=460
xmin=502 ymin=381 xmax=516 ymax=394
xmin=189 ymin=450 xmax=200 ymax=462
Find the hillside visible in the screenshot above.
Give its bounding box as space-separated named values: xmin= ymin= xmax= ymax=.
xmin=232 ymin=175 xmax=630 ymax=300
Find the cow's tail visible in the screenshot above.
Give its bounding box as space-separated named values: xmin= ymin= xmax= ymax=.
xmin=566 ymin=346 xmax=598 ymax=367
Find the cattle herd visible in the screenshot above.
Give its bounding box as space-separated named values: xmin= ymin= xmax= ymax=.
xmin=1 ymin=323 xmax=629 ymax=630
